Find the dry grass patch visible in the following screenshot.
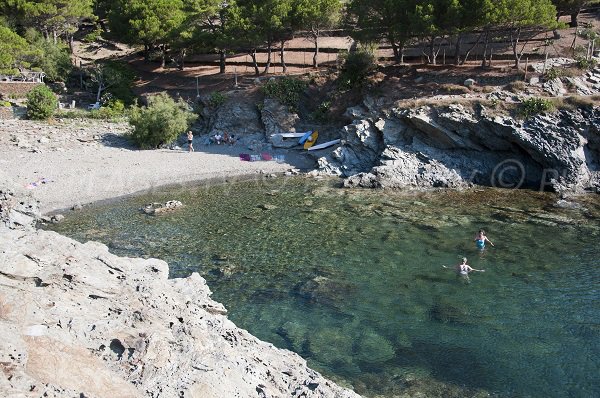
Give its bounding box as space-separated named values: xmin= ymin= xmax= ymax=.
xmin=439 ymin=83 xmax=471 ymax=95
xmin=506 ymin=80 xmax=527 ymax=93
xmin=553 ymin=95 xmax=600 ymax=111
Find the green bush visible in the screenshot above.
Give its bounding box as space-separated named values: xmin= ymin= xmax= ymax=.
xmin=544 ymin=67 xmax=563 ymax=80
xmin=208 ymin=91 xmax=227 ymax=108
xmin=128 ymin=93 xmax=197 ymax=149
xmin=338 ymin=46 xmax=377 ymax=89
xmin=520 ymin=97 xmax=555 ymax=118
xmin=83 ymin=28 xmax=103 ymax=43
xmin=262 ymin=77 xmax=307 ymax=110
xmin=92 ymin=61 xmax=137 ymax=105
xmin=312 ymin=100 xmax=331 ymax=121
xmin=575 ymin=56 xmax=597 ymax=70
xmin=26 ymin=85 xmax=56 ymax=120
xmin=0 ymin=101 xmax=11 ymax=107
xmin=23 ymin=28 xmax=72 ymax=82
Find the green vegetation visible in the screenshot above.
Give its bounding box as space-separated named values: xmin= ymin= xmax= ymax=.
xmin=208 ymin=91 xmax=227 ymax=108
xmin=26 ymin=85 xmax=57 ymax=120
xmin=312 ymin=100 xmax=332 ymax=121
xmin=128 ymin=93 xmax=197 ymax=149
xmin=575 ymin=56 xmax=597 ymax=70
xmin=0 ymin=101 xmax=11 ymax=107
xmin=545 ymin=67 xmax=564 ymax=80
xmin=520 ymin=97 xmax=555 ymax=118
xmin=86 ymin=61 xmax=137 ymax=105
xmin=0 ymin=25 xmax=28 ymax=75
xmin=82 ymin=28 xmax=103 ymax=43
xmin=262 ymin=77 xmax=307 ymax=110
xmin=338 ymin=46 xmax=377 ymax=88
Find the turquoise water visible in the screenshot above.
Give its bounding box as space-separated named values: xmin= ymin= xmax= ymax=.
xmin=46 ymin=177 xmax=600 ymax=397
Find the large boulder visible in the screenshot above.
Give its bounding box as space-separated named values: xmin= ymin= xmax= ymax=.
xmin=207 ymin=99 xmax=263 ymax=136
xmin=261 ymin=98 xmax=300 ymax=140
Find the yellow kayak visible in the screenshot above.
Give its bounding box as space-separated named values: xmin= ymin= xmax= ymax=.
xmin=303 ymin=131 xmax=318 ymax=149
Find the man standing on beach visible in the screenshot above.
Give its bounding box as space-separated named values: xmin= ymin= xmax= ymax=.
xmin=187 ymin=130 xmax=194 ymax=152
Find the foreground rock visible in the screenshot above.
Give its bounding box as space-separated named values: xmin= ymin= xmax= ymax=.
xmin=0 ymin=226 xmax=360 ymax=398
xmin=0 ymin=178 xmax=40 ymax=229
xmin=318 ymin=102 xmax=600 ymax=194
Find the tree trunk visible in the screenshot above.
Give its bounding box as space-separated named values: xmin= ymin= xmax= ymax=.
xmin=429 ymin=37 xmax=436 ymax=65
xmin=144 ymin=44 xmax=150 ymax=62
xmin=313 ymin=32 xmax=319 ymax=68
xmin=280 ymin=40 xmax=287 ymax=73
xmin=570 ymin=12 xmax=579 ymax=28
xmin=454 ymin=33 xmax=463 ymax=65
xmin=511 ymin=28 xmax=521 ymax=69
xmin=390 ymin=35 xmax=400 ymax=63
xmin=161 ymin=44 xmax=167 ymax=68
xmin=463 ymin=31 xmax=484 ymax=65
xmin=179 ymin=49 xmax=186 ymax=70
xmin=481 ymin=31 xmax=490 ymax=67
xmin=219 ymin=50 xmax=226 ymax=74
xmin=250 ymin=50 xmax=260 ymax=76
xmin=264 ymin=40 xmax=272 ymax=74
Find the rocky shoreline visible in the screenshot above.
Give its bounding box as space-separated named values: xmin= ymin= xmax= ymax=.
xmin=316 ymin=101 xmax=600 ymax=195
xmin=1 ymin=83 xmax=599 ymax=396
xmin=0 ymin=120 xmax=359 ymax=397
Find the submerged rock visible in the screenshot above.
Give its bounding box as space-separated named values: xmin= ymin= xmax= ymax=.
xmin=293 ymin=276 xmax=357 ymax=310
xmin=356 ymin=330 xmax=396 ymax=364
xmin=141 ymin=200 xmax=183 ymax=215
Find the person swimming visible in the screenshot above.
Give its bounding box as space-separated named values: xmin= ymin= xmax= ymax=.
xmin=474 ymin=229 xmax=494 ymax=249
xmin=443 ymin=257 xmax=485 ymax=282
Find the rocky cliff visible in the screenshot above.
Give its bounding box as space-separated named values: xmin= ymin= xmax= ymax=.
xmin=0 ymin=189 xmax=359 ymax=397
xmin=317 ymin=101 xmax=600 ymax=194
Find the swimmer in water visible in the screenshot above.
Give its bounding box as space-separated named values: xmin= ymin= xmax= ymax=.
xmin=443 ymin=257 xmax=485 ymax=282
xmin=474 ymin=229 xmax=494 ymax=250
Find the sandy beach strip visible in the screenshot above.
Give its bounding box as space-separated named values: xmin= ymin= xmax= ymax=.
xmin=0 ymin=119 xmax=313 ymax=214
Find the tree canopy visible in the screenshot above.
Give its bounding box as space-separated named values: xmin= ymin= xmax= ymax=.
xmin=0 ymin=0 xmax=595 ymax=79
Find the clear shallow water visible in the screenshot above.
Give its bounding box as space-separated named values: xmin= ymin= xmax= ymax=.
xmin=46 ymin=177 xmax=600 ymax=397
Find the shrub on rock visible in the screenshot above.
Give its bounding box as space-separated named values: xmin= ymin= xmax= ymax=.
xmin=26 ymin=85 xmax=57 ymax=120
xmin=128 ymin=93 xmax=197 ymax=149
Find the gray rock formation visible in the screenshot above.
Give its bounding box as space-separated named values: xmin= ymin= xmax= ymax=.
xmin=319 ymin=103 xmax=600 ymax=193
xmin=205 ymin=99 xmax=263 ymax=136
xmin=262 ymin=98 xmax=300 ymax=140
xmin=0 ymin=226 xmax=360 ymax=398
xmin=0 ymin=180 xmax=40 ymax=229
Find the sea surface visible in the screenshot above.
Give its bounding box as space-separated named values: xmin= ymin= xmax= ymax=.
xmin=45 ymin=177 xmax=600 ymax=397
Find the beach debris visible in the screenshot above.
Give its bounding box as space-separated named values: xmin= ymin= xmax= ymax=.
xmin=239 ymin=152 xmax=284 ymax=162
xmin=141 ymin=200 xmax=183 ymax=215
xmin=25 ymin=177 xmax=51 ymax=189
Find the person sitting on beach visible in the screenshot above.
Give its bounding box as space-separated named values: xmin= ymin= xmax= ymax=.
xmin=474 ymin=229 xmax=494 ymax=250
xmin=223 ymin=133 xmax=235 ymax=145
xmin=443 ymin=257 xmax=485 ymax=281
xmin=210 ymin=133 xmax=223 ymax=145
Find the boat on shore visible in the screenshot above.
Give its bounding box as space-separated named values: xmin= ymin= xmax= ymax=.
xmin=307 ymin=139 xmax=341 ymax=151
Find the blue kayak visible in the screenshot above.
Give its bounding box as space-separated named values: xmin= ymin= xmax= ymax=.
xmin=298 ymin=131 xmax=313 ymax=144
